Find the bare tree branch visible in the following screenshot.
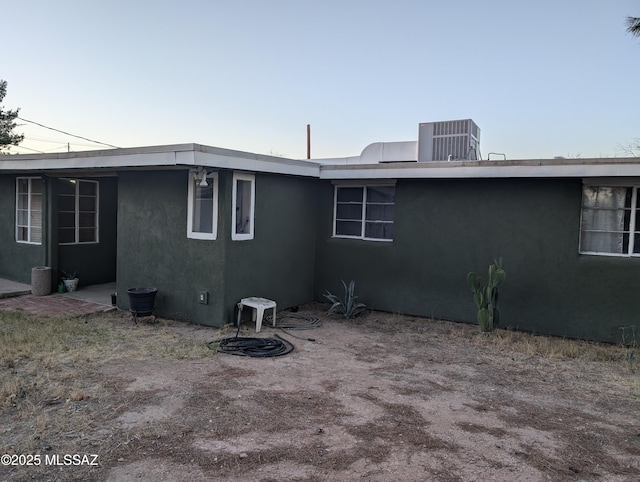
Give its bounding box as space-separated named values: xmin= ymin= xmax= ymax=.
xmin=616 ymin=139 xmax=640 ymax=157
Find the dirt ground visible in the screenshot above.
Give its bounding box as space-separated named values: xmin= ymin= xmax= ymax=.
xmin=1 ymin=303 xmax=639 ymax=481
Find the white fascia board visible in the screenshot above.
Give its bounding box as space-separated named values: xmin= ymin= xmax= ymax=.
xmin=0 ymin=151 xmax=180 ymax=171
xmin=4 ymin=145 xmax=639 ymax=181
xmin=0 ymin=144 xmax=321 ymax=177
xmin=312 ymin=156 xmax=360 ymax=165
xmin=192 ymin=151 xmax=320 ymax=177
xmin=319 ymin=159 xmax=640 ymax=180
xmin=175 ymin=150 xmax=196 ymax=166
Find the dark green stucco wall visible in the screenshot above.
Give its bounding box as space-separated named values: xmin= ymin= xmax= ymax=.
xmin=314 ymin=178 xmax=640 ymax=343
xmin=222 ymin=172 xmax=318 ymax=324
xmin=117 ymin=170 xmax=226 ymax=325
xmin=4 ymin=166 xmax=638 ymax=343
xmin=116 ymin=170 xmax=318 ymax=327
xmin=0 ymin=175 xmax=48 ymax=283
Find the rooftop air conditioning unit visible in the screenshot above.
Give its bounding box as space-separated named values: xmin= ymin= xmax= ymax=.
xmin=418 ymin=119 xmax=480 ymax=162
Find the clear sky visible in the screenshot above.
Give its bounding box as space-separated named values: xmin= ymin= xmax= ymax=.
xmin=2 ymin=0 xmax=639 ymax=160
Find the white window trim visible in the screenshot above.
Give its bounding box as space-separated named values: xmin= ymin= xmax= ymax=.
xmin=579 ymin=183 xmax=640 ymax=257
xmin=187 ymin=171 xmax=219 ymax=240
xmin=15 ymin=177 xmax=43 ymax=245
xmin=59 ymin=179 xmax=99 ymax=245
xmin=232 ymin=172 xmax=255 ymax=241
xmin=332 ymin=183 xmax=395 ymax=242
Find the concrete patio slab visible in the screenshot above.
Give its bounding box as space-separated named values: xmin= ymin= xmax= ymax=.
xmin=62 ymin=282 xmax=116 ymax=306
xmin=0 ymin=278 xmax=31 ymax=298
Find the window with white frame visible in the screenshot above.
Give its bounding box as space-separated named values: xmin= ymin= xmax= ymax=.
xmin=333 ymin=184 xmax=395 ymax=241
xmin=58 ymin=179 xmax=98 ymax=244
xmin=16 ymin=177 xmax=43 ymax=244
xmin=580 ymin=184 xmax=640 ymax=256
xmin=232 ymin=172 xmax=255 ymax=240
xmin=187 ymin=171 xmax=218 ymax=239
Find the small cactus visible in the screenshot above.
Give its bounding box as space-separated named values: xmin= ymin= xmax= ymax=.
xmin=467 ymin=258 xmax=506 ymax=332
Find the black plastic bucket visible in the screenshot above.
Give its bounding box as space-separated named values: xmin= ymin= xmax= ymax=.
xmin=127 ymin=287 xmax=158 ymax=317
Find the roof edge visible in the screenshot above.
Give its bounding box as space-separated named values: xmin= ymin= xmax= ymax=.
xmin=0 ymin=143 xmax=322 ymax=177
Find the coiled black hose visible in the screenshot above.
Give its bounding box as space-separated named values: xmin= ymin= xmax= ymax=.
xmin=213 ymin=334 xmax=294 ymax=357
xmin=266 ymin=312 xmax=321 ymax=341
xmin=268 ymin=313 xmax=321 ymax=330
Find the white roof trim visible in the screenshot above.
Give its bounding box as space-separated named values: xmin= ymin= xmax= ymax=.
xmin=0 ymin=143 xmax=321 ymax=178
xmin=318 ymin=158 xmax=640 ymax=179
xmin=2 ymin=143 xmax=639 ymax=180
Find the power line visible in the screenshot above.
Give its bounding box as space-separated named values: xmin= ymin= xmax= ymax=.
xmin=6 ymin=145 xmax=47 ymax=154
xmin=23 ymin=136 xmax=103 ymax=148
xmin=17 ymin=116 xmax=121 ymax=149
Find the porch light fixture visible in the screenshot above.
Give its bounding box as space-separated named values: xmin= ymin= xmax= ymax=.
xmin=193 ymin=167 xmax=209 ymax=187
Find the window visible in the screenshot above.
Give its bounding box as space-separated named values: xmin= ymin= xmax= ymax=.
xmin=187 ymin=171 xmax=218 ymax=239
xmin=580 ymin=185 xmax=640 ymax=256
xmin=16 ymin=177 xmax=43 ymax=244
xmin=58 ymin=179 xmax=98 ymax=244
xmin=232 ymin=172 xmax=255 ymax=240
xmin=333 ymin=184 xmax=395 ymax=241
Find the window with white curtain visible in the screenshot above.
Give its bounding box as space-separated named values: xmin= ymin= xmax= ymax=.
xmin=333 ymin=184 xmax=395 ymax=241
xmin=579 ymin=185 xmax=640 ymax=256
xmin=16 ymin=177 xmax=43 ymax=244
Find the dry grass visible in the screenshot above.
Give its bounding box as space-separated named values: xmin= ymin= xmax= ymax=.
xmin=484 ymin=327 xmax=632 ymax=362
xmin=358 ymin=308 xmax=638 ymax=368
xmin=0 ymin=310 xmax=213 ymax=408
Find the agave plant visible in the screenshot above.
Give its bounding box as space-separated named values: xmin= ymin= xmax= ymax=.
xmin=323 ymin=280 xmax=366 ymax=319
